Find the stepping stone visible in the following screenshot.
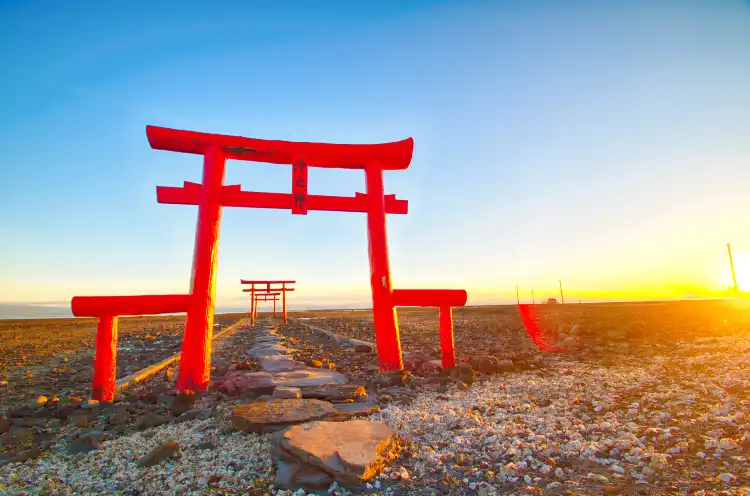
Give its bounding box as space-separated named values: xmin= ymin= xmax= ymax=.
xmin=215 ymin=369 xmax=349 ymax=395
xmin=231 ymin=399 xmax=337 ymax=433
xmin=273 ymin=369 xmax=349 ymax=388
xmin=274 ymin=458 xmax=334 ymax=490
xmin=333 ymin=403 xmax=380 ymax=417
xmin=301 ymin=385 xmax=367 ymax=402
xmin=270 ymin=420 xmax=396 ymax=486
xmin=248 ymin=344 xmax=290 ymax=357
xmin=262 ymin=356 xmax=307 ymax=372
xmin=273 ymin=386 xmax=302 ymax=399
xmin=68 ymin=431 xmax=107 ymax=454
xmin=137 ymin=440 xmax=180 ymax=467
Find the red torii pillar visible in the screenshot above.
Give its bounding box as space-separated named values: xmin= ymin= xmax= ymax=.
xmin=242 ymin=280 xmax=295 ymax=324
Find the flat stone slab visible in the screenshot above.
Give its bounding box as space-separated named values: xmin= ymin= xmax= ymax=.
xmin=301 ymin=385 xmax=367 ymax=402
xmin=273 ymin=386 xmax=302 ymax=399
xmin=215 ymin=369 xmax=348 ymax=395
xmin=333 ymin=403 xmax=380 ymax=417
xmin=231 ymin=399 xmax=337 ymax=433
xmin=248 ymin=344 xmax=291 ymax=357
xmin=270 ymin=420 xmax=396 ymax=485
xmin=262 ymin=356 xmax=307 ymax=372
xmin=274 ymin=369 xmax=349 ymax=388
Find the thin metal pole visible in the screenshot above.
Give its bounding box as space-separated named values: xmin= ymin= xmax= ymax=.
xmin=516 ymin=286 xmax=520 ymax=305
xmin=728 ymin=243 xmax=739 ymax=295
xmin=559 ymin=280 xmax=565 ymax=304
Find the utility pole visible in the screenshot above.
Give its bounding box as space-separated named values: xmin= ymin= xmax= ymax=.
xmin=516 ymin=286 xmax=520 ymax=305
xmin=727 ymin=243 xmax=739 ymax=295
xmin=531 ymin=289 xmax=535 ymax=305
xmin=559 ymin=280 xmax=565 ymax=304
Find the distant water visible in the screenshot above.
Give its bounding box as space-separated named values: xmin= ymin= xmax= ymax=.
xmin=2 ymin=312 xmax=75 ymax=320
xmin=0 ymin=303 xmax=373 ymax=320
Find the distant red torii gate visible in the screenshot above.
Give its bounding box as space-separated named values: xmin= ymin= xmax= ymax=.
xmin=71 ymin=125 xmax=468 ymax=401
xmin=252 ymin=293 xmax=280 ymax=318
xmin=241 ymin=280 xmax=295 ymax=325
xmin=247 ymin=291 xmax=280 ymax=320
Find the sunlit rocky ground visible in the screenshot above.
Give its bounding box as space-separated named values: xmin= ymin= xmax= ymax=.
xmin=0 ymin=301 xmax=748 ymax=495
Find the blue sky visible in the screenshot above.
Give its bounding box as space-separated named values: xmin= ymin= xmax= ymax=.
xmin=2 ymin=0 xmax=750 ymax=312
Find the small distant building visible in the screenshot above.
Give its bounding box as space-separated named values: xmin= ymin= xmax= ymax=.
xmin=545 ymin=298 xmax=558 ymax=305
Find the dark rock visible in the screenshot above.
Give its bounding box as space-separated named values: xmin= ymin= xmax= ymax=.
xmin=333 ymin=403 xmax=380 ymax=417
xmin=11 ymin=417 xmax=47 ymax=428
xmin=355 ymin=344 xmax=374 ymax=353
xmin=0 ymin=447 xmax=43 ymax=466
xmin=1 ymin=427 xmax=33 ymax=447
xmin=137 ymin=440 xmax=180 ymax=467
xmin=135 ymin=414 xmax=169 ymax=430
xmin=195 ymin=441 xmax=216 ymax=450
xmin=379 ymin=370 xmax=411 ymax=387
xmin=448 ymin=364 xmax=476 ymax=386
xmin=231 ymin=399 xmax=337 ymax=433
xmin=107 ymin=409 xmax=130 ymax=425
xmin=170 ymin=391 xmax=196 ymax=416
xmin=69 ymin=431 xmax=107 ymax=454
xmin=175 ymin=408 xmax=213 ymax=423
xmin=0 ymin=417 xmax=10 ymax=435
xmin=301 ymin=385 xmax=367 ymax=402
xmin=70 ymin=411 xmax=92 ymax=427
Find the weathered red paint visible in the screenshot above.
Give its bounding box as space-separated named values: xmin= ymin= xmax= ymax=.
xmin=392 ymin=289 xmax=467 ymax=308
xmin=72 ymin=294 xmax=191 ymax=317
xmin=158 ymin=182 xmax=408 ymax=214
xmin=439 ymin=306 xmax=457 ymax=368
xmin=364 ymin=164 xmax=403 ymax=371
xmin=146 ymin=126 xmax=414 ymax=170
xmin=92 ymin=315 xmax=118 ymax=402
xmin=292 ymin=159 xmax=308 ymax=215
xmin=178 ymin=146 xmax=226 ymax=392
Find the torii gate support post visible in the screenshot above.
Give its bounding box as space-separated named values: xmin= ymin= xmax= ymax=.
xmin=439 ymin=306 xmax=456 ymax=368
xmin=282 ymin=283 xmax=287 ymax=324
xmin=179 ymin=146 xmax=226 ymax=392
xmin=365 ymin=164 xmax=403 ymax=371
xmin=92 ymin=315 xmax=118 ymax=402
xmin=249 ymin=287 xmax=255 ymax=326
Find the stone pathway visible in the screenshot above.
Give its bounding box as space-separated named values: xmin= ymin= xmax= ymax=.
xmin=218 ymin=326 xmax=396 ymax=491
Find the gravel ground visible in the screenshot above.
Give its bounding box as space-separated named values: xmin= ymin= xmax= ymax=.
xmin=370 ymin=335 xmax=750 ymax=495
xmin=0 ymin=314 xmax=244 ymax=409
xmin=1 ymin=303 xmax=750 ymax=495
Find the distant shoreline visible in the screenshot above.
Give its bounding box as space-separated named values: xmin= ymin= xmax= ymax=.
xmin=0 ymin=298 xmax=739 ymax=320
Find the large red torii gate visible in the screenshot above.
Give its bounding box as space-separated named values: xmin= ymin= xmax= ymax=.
xmin=71 ymin=125 xmax=468 ymax=400
xmin=241 ymin=280 xmax=295 ymax=325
